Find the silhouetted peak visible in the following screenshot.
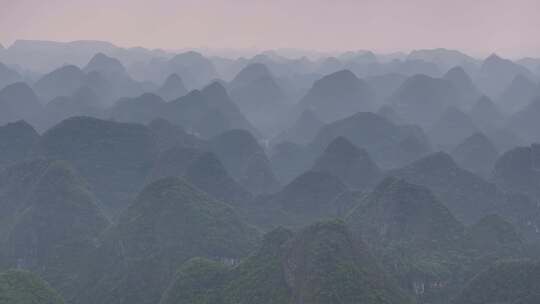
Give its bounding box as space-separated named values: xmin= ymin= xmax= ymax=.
xmin=323 ymin=136 xmax=361 ymax=157
xmin=444 ymin=66 xmax=469 ymax=80
xmin=0 ymin=119 xmax=37 ymax=133
xmin=484 ymin=53 xmax=504 ymax=64
xmin=233 ymin=63 xmax=273 ymax=84
xmin=162 ymin=73 xmax=184 ymax=87
xmin=171 ymin=51 xmax=205 ymax=62
xmin=320 ymin=69 xmax=358 ymax=83
xmin=84 ymin=52 xmax=126 ymax=74
xmin=398 ymin=73 xmax=453 ymax=93
xmin=138 ymin=92 xmax=164 ymax=102
xmin=0 ymin=81 xmax=36 ymax=97
xmin=201 ymin=81 xmax=228 ymax=98
xmin=51 ymin=64 xmax=83 ymax=76
xmin=481 ymin=54 xmax=532 ymax=73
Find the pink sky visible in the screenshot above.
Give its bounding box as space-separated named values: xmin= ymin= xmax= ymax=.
xmin=1 ymin=0 xmax=539 ymax=57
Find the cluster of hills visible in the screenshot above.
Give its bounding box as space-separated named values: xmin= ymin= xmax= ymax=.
xmin=1 ymin=40 xmax=540 ymax=303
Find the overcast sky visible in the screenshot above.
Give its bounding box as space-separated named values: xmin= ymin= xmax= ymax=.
xmin=1 ymin=0 xmax=539 ymax=57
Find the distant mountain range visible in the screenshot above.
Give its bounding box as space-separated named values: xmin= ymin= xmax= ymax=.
xmin=1 ymin=40 xmax=540 ymax=304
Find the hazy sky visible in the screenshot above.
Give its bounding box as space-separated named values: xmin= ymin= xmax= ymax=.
xmin=1 ymin=0 xmax=539 ymax=57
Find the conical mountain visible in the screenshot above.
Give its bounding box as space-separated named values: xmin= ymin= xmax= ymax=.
xmin=451 ymin=132 xmax=499 ymax=177
xmin=147 ymin=146 xmax=252 ymax=206
xmin=35 ymin=116 xmax=159 ymax=217
xmin=75 ymin=177 xmax=258 ymax=304
xmin=498 ymin=74 xmax=539 ymax=113
xmin=200 ymin=82 xmax=258 ymax=135
xmin=162 ymin=82 xmax=258 ymax=138
xmin=33 ymin=65 xmax=86 ymax=102
xmin=0 ymin=120 xmax=39 ymax=168
xmin=83 ymin=52 xmax=127 ymax=76
xmin=347 ymin=177 xmax=465 ymax=301
xmin=296 ymin=69 xmax=376 ymax=122
xmin=310 ymin=111 xmax=431 ymax=168
xmin=408 ymin=48 xmax=477 ymax=72
xmin=155 ymin=73 xmax=187 ymax=101
xmin=468 ymin=95 xmax=505 ymax=132
xmin=84 ymin=53 xmax=144 ymax=100
xmin=347 ymin=177 xmax=463 ymax=250
xmin=210 ymin=129 xmax=279 ymax=194
xmin=428 ymin=106 xmax=478 ymax=147
xmin=229 ymin=63 xmax=287 ymax=136
xmin=312 ymin=136 xmax=382 ymax=190
xmin=161 ymin=221 xmax=412 ymax=304
xmin=280 ymin=221 xmax=411 ymax=304
xmin=389 ymin=152 xmax=500 ymax=224
xmin=443 ymin=66 xmax=480 ymax=108
xmin=0 ymin=270 xmax=65 ymax=304
xmin=39 ymin=86 xmax=103 ymax=130
xmin=273 ymin=109 xmax=324 ymax=145
xmin=475 ymin=54 xmax=535 ymax=98
xmin=165 ymin=51 xmax=217 ymax=90
xmin=389 ymin=74 xmax=461 ymax=126
xmin=230 ymin=62 xmax=274 ymax=86
xmin=453 ymin=260 xmax=540 ymax=304
xmin=5 ymin=161 xmax=109 ymax=297
xmin=0 ymin=82 xmax=42 ymax=125
xmin=109 ymin=92 xmax=167 ymax=124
